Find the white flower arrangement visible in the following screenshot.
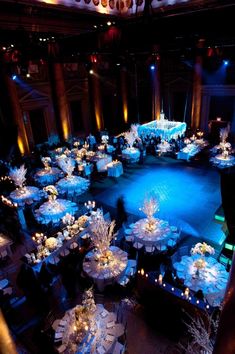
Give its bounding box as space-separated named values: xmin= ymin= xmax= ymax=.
xmin=191 ymin=242 xmax=215 ymax=256
xmin=43 ymin=185 xmax=58 ymax=201
xmin=45 ymin=237 xmax=58 ymax=251
xmin=41 ymin=157 xmax=51 ymax=170
xmin=62 ymin=213 xmax=75 ymax=226
xmin=9 ymin=164 xmax=27 ymax=188
xmin=101 ymin=135 xmax=109 ymax=144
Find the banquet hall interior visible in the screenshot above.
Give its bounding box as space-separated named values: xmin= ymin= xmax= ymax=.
xmin=1 ymin=1 xmax=235 ymax=353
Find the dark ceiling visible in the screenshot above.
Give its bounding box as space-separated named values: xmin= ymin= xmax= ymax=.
xmin=0 ymin=0 xmax=235 ymax=62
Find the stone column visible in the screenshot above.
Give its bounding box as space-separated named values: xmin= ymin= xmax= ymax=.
xmin=191 ymin=39 xmax=205 ymax=130
xmin=89 ymin=63 xmax=104 ymax=131
xmin=48 ymin=42 xmax=71 ymax=141
xmin=120 ymin=67 xmax=128 ymax=124
xmin=0 ymin=310 xmax=18 ymax=354
xmin=0 ymin=55 xmax=30 ymax=155
xmin=151 ymin=51 xmax=161 ymax=121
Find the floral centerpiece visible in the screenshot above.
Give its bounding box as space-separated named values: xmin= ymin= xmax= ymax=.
xmin=71 ymin=288 xmax=96 ymax=345
xmin=191 ymin=242 xmax=215 ymax=276
xmin=89 ymin=214 xmax=116 ymax=264
xmin=140 ymin=197 xmax=159 ymax=232
xmin=101 ymin=135 xmax=109 ymax=145
xmin=43 ymin=185 xmax=58 ymax=201
xmin=45 ymin=237 xmax=58 ymax=251
xmin=9 ymin=164 xmax=27 ymax=189
xmin=41 ymin=156 xmax=51 ymax=171
xmin=57 ymin=157 xmax=75 ymax=178
xmin=62 ymin=213 xmax=75 ymax=235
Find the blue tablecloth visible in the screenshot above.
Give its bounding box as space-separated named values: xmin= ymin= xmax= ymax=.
xmin=35 ymin=198 xmax=78 ymax=224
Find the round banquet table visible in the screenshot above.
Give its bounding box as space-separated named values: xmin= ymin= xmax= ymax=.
xmin=83 ymin=246 xmax=128 ymax=291
xmin=35 ymin=198 xmax=78 ymax=224
xmin=173 ymin=255 xmax=229 ymax=306
xmin=132 ymin=218 xmax=175 ymax=249
xmin=10 ymin=186 xmax=43 ymax=206
xmin=56 ymin=175 xmax=90 ymax=197
xmin=34 ymin=167 xmax=62 ymax=185
xmin=54 ymin=303 xmax=124 ymax=354
xmin=210 ymin=154 xmax=235 ymax=168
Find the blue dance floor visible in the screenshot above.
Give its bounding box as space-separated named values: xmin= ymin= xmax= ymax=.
xmin=96 ymin=159 xmax=225 ymax=246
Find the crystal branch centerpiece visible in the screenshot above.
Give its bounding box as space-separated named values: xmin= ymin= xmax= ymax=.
xmin=9 ymin=164 xmax=27 ymax=191
xmin=89 ymin=214 xmax=116 ymax=266
xmin=124 ymin=124 xmax=139 ymax=148
xmin=191 ymin=242 xmax=215 ymax=277
xmin=58 ymin=157 xmax=75 ymax=178
xmin=140 ymin=197 xmax=159 ymax=232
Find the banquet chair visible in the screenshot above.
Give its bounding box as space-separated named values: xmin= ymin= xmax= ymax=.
xmin=145 ymin=245 xmax=155 ymax=254
xmin=133 ymin=242 xmax=143 ymax=250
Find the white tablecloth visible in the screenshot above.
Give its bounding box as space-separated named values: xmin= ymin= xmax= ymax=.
xmin=156 ymin=141 xmax=171 ymax=153
xmin=83 ymin=246 xmax=128 ymax=291
xmin=54 ymin=304 xmax=124 ymax=354
xmin=210 ymin=154 xmax=235 ymax=168
xmin=34 ymin=167 xmax=62 ymax=185
xmin=177 ymin=143 xmax=200 ymax=161
xmin=107 ymin=162 xmax=123 ymax=177
xmin=131 ymin=218 xmax=175 ymax=248
xmin=56 ymin=176 xmax=90 ymax=197
xmin=10 ymin=186 xmax=43 ymax=206
xmin=35 ymin=199 xmax=78 ymax=224
xmin=173 ymin=255 xmax=229 ymax=306
xmin=138 ymin=120 xmax=186 ymax=139
xmin=122 ymin=148 xmax=140 ymax=162
xmin=95 ymin=156 xmax=112 ymax=172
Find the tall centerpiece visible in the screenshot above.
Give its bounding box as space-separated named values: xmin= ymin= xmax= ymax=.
xmin=124 ymin=124 xmax=139 ymax=149
xmin=9 ymin=164 xmax=27 ymax=191
xmin=72 ymin=288 xmax=96 ymax=345
xmin=43 ymin=185 xmax=58 ymax=202
xmin=41 ymin=157 xmax=52 ymax=171
xmin=89 ymin=214 xmax=116 ymax=266
xmin=219 ymin=125 xmax=231 ymax=159
xmin=140 ymin=196 xmax=159 ymax=232
xmin=191 ymin=242 xmax=215 ymax=277
xmin=57 ymin=157 xmax=75 ymax=178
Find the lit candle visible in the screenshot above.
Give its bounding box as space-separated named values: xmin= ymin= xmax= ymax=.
xmin=184 ymin=287 xmax=189 ymax=299
xmin=158 ymin=274 xmax=163 ymax=285
xmin=140 ymin=268 xmax=145 ymax=276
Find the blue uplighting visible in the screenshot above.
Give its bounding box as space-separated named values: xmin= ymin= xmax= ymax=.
xmin=223 ymin=60 xmax=229 ymax=66
xmin=12 ymin=75 xmax=17 ymax=80
xmin=150 ymin=65 xmax=155 ymax=71
xmin=96 ymin=162 xmax=225 ymax=245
